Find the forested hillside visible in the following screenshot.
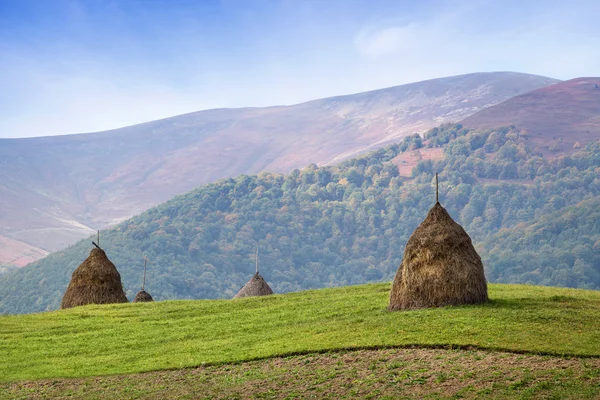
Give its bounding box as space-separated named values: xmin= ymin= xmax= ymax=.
xmin=482 ymin=197 xmax=600 ymax=288
xmin=1 ymin=72 xmax=557 ymax=268
xmin=1 ymin=124 xmax=599 ymax=314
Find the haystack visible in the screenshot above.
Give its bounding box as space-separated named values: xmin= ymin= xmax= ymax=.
xmin=233 ymin=248 xmax=274 ymax=299
xmin=133 ymin=290 xmax=153 ymax=302
xmin=233 ymin=272 xmax=274 ymax=299
xmin=61 ymin=247 xmax=128 ymax=309
xmin=388 ymin=198 xmax=488 ymax=311
xmin=133 ymin=256 xmax=153 ymax=302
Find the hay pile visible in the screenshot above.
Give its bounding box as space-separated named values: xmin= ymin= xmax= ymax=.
xmin=388 ymin=202 xmax=488 ymax=311
xmin=233 ymin=273 xmax=274 ymax=299
xmin=61 ymin=248 xmax=128 ymax=309
xmin=133 ymin=256 xmax=154 ymax=303
xmin=133 ymin=290 xmax=153 ymax=302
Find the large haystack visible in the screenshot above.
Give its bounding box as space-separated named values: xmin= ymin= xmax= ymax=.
xmin=133 ymin=290 xmax=153 ymax=302
xmin=61 ymin=248 xmax=128 ymax=309
xmin=388 ymin=202 xmax=488 ymax=311
xmin=233 ymin=272 xmax=274 ymax=299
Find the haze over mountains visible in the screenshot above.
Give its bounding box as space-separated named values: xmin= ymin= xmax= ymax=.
xmin=462 ymin=77 xmax=600 ymax=154
xmin=0 ymin=72 xmax=558 ymax=268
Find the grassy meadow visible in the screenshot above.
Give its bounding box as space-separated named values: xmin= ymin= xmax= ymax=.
xmin=1 ymin=283 xmax=599 ymax=384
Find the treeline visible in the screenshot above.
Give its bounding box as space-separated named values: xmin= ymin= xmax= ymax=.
xmin=1 ymin=125 xmax=598 ymax=314
xmin=481 ymin=197 xmax=600 ymax=289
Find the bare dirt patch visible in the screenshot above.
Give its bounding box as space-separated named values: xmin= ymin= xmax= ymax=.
xmin=392 ymin=148 xmax=444 ymax=177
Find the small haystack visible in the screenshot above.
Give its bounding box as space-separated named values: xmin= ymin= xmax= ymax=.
xmin=233 ymin=248 xmax=274 ymax=299
xmin=133 ymin=290 xmax=153 ymax=302
xmin=133 ymin=256 xmax=154 ymax=303
xmin=388 ymin=174 xmax=488 ymax=311
xmin=61 ymin=245 xmax=128 ymax=309
xmin=233 ymin=273 xmax=274 ymax=299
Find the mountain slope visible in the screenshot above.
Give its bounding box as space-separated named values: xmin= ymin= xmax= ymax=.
xmin=461 ymin=77 xmax=600 ymax=155
xmin=480 ymin=197 xmax=600 ymax=289
xmin=0 ymin=235 xmax=47 ymax=274
xmin=1 ymin=125 xmax=598 ymax=314
xmin=0 ymin=72 xmax=558 ymax=266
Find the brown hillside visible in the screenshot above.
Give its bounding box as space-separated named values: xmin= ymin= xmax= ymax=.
xmin=0 ymin=72 xmax=558 ymax=267
xmin=0 ymin=235 xmax=48 ymax=268
xmin=461 ymin=78 xmax=600 ymax=155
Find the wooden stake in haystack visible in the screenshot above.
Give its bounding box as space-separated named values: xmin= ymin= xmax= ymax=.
xmin=255 ymin=247 xmax=259 ymax=274
xmin=388 ymin=173 xmax=488 ymax=311
xmin=436 ymin=172 xmax=439 ymax=204
xmin=61 ymin=237 xmax=128 ymax=309
xmin=233 ymin=247 xmax=274 ymax=299
xmin=133 ymin=256 xmax=154 ymax=303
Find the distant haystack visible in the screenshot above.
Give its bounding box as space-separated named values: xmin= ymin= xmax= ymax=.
xmin=133 ymin=256 xmax=153 ymax=303
xmin=233 ymin=248 xmax=274 ymax=299
xmin=61 ymin=247 xmax=128 ymax=309
xmin=233 ymin=272 xmax=274 ymax=299
xmin=133 ymin=290 xmax=153 ymax=302
xmin=389 ymin=175 xmax=488 ymax=311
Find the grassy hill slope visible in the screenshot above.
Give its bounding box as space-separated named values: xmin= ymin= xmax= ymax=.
xmin=1 ymin=283 xmax=599 ymax=383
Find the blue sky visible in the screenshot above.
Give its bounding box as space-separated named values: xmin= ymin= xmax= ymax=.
xmin=1 ymin=0 xmax=599 ymax=138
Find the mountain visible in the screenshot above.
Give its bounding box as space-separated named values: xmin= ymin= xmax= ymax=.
xmin=461 ymin=77 xmax=600 ymax=155
xmin=1 ymin=125 xmax=598 ymax=314
xmin=0 ymin=72 xmax=558 ymax=268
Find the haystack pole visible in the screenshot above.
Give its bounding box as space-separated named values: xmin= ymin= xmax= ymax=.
xmin=143 ymin=256 xmax=147 ymax=290
xmin=233 ymin=247 xmax=274 ymax=299
xmin=133 ymin=256 xmax=154 ymax=302
xmin=388 ymin=173 xmax=488 ymax=311
xmin=435 ymin=172 xmax=439 ymax=204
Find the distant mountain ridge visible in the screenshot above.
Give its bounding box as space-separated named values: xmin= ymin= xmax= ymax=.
xmin=0 ymin=72 xmax=558 ymax=267
xmin=461 ymin=77 xmax=600 ymax=154
xmin=1 ymin=125 xmax=598 ymax=314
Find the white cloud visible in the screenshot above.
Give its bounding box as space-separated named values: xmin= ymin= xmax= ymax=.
xmin=355 ymin=24 xmax=423 ymax=58
xmin=350 ymin=1 xmax=600 ymax=92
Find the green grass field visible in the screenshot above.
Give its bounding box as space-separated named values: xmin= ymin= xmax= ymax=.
xmin=1 ymin=283 xmax=599 ymax=385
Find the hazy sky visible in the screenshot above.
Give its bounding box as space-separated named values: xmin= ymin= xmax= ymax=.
xmin=1 ymin=0 xmax=599 ymax=138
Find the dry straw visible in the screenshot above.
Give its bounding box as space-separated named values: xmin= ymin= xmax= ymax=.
xmin=61 ymin=247 xmax=128 ymax=309
xmin=233 ymin=247 xmax=274 ymax=299
xmin=133 ymin=256 xmax=154 ymax=303
xmin=388 ymin=173 xmax=488 ymax=311
xmin=133 ymin=290 xmax=154 ymax=302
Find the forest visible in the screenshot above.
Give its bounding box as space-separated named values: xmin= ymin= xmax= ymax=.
xmin=1 ymin=124 xmax=599 ymax=314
